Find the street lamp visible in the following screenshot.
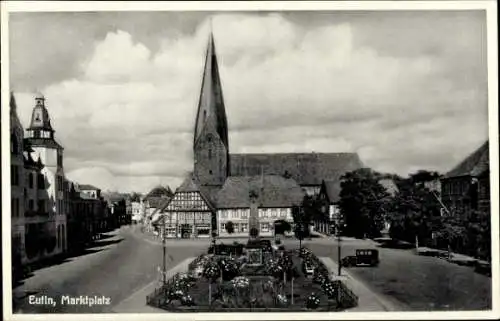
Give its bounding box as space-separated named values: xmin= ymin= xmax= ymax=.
xmin=162 ymin=216 xmax=167 ymax=285
xmin=337 ymin=224 xmax=342 ymax=276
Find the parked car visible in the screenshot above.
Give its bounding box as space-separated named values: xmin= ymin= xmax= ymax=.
xmin=302 ymin=260 xmax=315 ymax=276
xmin=341 ymin=249 xmax=379 ymax=267
xmin=475 ymin=261 xmax=491 ymax=277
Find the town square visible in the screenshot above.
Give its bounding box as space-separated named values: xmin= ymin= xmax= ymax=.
xmin=3 ymin=3 xmax=497 ymax=317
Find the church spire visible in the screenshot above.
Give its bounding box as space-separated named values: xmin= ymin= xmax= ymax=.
xmin=193 ymin=29 xmax=229 ymax=149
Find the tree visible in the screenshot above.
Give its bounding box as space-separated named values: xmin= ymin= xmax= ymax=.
xmin=225 ymin=221 xmax=235 ymax=235
xmin=388 ymin=172 xmax=442 ymax=246
xmin=129 ymin=192 xmax=142 ymax=202
xmin=292 ymin=204 xmax=308 ymax=249
xmin=274 ymin=220 xmax=292 ymax=235
xmin=338 ymin=168 xmax=390 ymax=238
xmin=249 ymin=227 xmax=259 ymax=239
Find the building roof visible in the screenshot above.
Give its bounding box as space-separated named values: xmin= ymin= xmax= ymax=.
xmin=144 ymin=185 xmax=173 ymax=199
xmin=193 ymin=32 xmax=229 ymax=149
xmin=79 ymin=184 xmax=101 ymax=191
xmin=444 ymin=141 xmax=489 ymax=178
xmin=23 ymin=151 xmax=44 ymax=170
xmin=216 ymin=175 xmax=305 ymax=209
xmin=177 ymin=174 xmax=202 ymax=193
xmin=321 ymin=180 xmax=342 ymax=203
xmin=24 ymin=138 xmax=63 ymax=150
xmin=229 ymin=152 xmax=364 ymax=186
xmin=10 ymin=92 xmax=24 ymax=132
xmin=28 ymin=95 xmax=54 ymax=132
xmin=146 ymin=196 xmax=171 ymax=209
xmin=171 ymin=174 xmax=218 ymax=211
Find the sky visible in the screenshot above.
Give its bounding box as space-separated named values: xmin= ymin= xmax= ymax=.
xmin=9 ymin=10 xmax=489 ymax=193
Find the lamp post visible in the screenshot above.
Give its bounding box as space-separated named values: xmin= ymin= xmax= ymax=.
xmin=162 ymin=216 xmax=167 ymax=285
xmin=337 ymin=227 xmax=342 ymax=276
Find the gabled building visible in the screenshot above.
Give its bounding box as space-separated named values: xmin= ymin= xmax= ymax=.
xmin=216 ymin=175 xmax=304 ymax=237
xmin=153 ymin=174 xmax=214 ymax=238
xmin=441 ymin=141 xmax=490 ymax=216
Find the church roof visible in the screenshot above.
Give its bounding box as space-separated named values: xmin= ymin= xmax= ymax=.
xmin=444 ymin=141 xmax=489 ymax=178
xmin=193 ymin=32 xmax=229 ymax=149
xmin=216 ymin=175 xmax=305 ymax=209
xmin=229 ymin=152 xmax=364 ymax=186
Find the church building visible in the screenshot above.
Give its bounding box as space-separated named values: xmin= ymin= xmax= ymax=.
xmin=156 ymin=31 xmax=364 ymax=238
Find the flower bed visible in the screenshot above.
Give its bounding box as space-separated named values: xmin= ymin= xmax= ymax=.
xmin=147 ymin=247 xmax=358 ymax=312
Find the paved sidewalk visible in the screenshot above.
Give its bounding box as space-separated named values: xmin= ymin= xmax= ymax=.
xmin=112 ymin=257 xmax=195 ymax=313
xmin=319 ymin=257 xmax=409 ymax=312
xmin=416 ymin=247 xmax=484 ymax=266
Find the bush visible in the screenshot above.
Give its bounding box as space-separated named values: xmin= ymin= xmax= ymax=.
xmin=250 ymin=227 xmax=259 ymax=238
xmin=306 ymin=293 xmax=321 ymax=309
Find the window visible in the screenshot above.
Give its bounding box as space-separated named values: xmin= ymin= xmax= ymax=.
xmin=280 ymin=209 xmax=287 ymax=217
xmin=38 ymin=200 xmax=45 ymax=213
xmin=57 ymin=153 xmax=63 ymax=167
xmin=38 ymin=174 xmax=45 ymax=189
xmin=58 ymin=226 xmax=61 ymax=248
xmin=240 ymin=223 xmax=248 ymax=232
xmin=221 ymin=211 xmax=228 ymax=219
xmin=220 ymin=223 xmax=226 ymax=232
xmin=34 ymin=131 xmax=40 ymax=138
xmin=271 ymin=209 xmax=277 ymax=217
xmin=11 ymin=198 xmax=19 ymax=217
xmin=208 ymin=148 xmax=212 ymax=160
xmin=241 ymin=210 xmax=248 ymax=219
xmin=233 ymin=223 xmax=240 ymax=232
xmin=28 ymin=199 xmax=34 ymax=210
xmin=261 ymin=223 xmax=270 ymax=232
xmin=11 ymin=133 xmax=19 ymax=155
xmin=29 ymin=173 xmax=34 ymax=189
xmin=11 ymin=165 xmax=19 ymax=186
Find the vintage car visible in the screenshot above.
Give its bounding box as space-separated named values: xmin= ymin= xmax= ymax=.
xmin=341 ymin=249 xmax=379 ymax=267
xmin=302 ymin=261 xmax=315 ymax=276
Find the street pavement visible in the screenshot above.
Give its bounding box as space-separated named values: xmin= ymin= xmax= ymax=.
xmin=10 ymin=226 xmax=492 ymax=313
xmin=12 ymin=225 xmax=208 ymax=313
xmin=304 ymin=239 xmax=492 ymax=311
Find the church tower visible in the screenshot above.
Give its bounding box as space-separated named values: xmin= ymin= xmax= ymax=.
xmin=193 ymin=31 xmax=229 ymax=186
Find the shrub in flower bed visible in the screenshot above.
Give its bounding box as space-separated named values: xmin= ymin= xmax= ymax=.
xmin=306 ymin=293 xmax=321 ymax=309
xmin=149 ymin=248 xmax=357 ymax=311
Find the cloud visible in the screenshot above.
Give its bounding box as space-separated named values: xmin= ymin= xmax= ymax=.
xmin=14 ymin=13 xmax=488 ymax=193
